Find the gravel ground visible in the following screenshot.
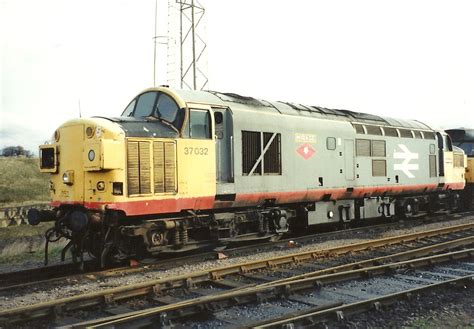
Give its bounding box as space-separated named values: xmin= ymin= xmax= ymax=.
xmin=1 ymin=216 xmax=473 ymax=312
xmin=175 ymin=262 xmax=474 ymax=328
xmin=333 ymin=284 xmax=474 ymax=328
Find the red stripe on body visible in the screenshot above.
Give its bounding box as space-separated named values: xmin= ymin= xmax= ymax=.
xmin=51 ymin=182 xmax=465 ymax=216
xmin=230 ymin=183 xmax=441 ymax=207
xmin=52 ymin=196 xmax=215 ymax=216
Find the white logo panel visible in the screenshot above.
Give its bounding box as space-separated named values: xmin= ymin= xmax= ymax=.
xmin=393 ymin=144 xmax=419 ymax=178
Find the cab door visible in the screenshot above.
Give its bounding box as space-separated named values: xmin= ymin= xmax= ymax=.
xmin=213 ymin=108 xmax=234 ymax=184
xmin=177 ymin=104 xmax=216 ymax=209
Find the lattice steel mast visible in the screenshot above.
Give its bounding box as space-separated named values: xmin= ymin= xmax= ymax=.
xmin=176 ymin=0 xmax=208 ymax=90
xmin=153 ymin=0 xmax=208 ymax=90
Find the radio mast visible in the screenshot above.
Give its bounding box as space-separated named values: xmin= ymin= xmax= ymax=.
xmin=153 ymin=0 xmax=208 ymax=90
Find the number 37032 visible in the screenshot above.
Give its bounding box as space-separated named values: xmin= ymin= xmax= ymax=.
xmin=183 ymin=147 xmax=208 ymax=155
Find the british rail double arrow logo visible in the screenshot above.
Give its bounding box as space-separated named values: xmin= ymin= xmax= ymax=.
xmin=393 ymin=144 xmax=419 ymax=178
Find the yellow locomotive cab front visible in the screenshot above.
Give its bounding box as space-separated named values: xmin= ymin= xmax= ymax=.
xmin=30 ymin=87 xmax=218 ymax=266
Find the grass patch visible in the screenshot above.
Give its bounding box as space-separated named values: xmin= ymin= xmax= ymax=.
xmin=0 ymin=240 xmax=66 ymax=264
xmin=0 ymin=157 xmax=50 ymax=207
xmin=0 ymin=222 xmax=53 ymax=239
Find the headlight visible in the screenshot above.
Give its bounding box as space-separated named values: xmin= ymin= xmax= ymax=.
xmin=88 ymin=149 xmax=95 ymax=161
xmin=62 ymin=171 xmax=74 ymax=185
xmin=97 ymin=181 xmax=105 ymax=191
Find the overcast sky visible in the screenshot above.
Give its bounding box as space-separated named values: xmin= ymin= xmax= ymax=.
xmin=1 ymin=0 xmax=474 ymax=152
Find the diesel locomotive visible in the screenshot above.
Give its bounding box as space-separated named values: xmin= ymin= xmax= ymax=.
xmin=29 ymin=87 xmax=467 ymax=266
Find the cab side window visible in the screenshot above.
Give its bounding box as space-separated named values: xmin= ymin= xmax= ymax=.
xmin=444 ymin=136 xmax=453 ymax=151
xmin=122 ymin=99 xmax=136 ymax=117
xmin=189 ymin=110 xmax=211 ymax=139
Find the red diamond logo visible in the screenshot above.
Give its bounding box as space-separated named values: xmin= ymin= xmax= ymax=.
xmin=296 ymin=143 xmax=316 ymax=160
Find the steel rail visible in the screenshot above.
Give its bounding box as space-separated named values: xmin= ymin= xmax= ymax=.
xmin=258 ymin=234 xmax=474 ymax=287
xmin=252 ymin=275 xmax=474 ymax=328
xmin=74 ymin=248 xmax=474 ymax=328
xmin=1 ymin=222 xmax=473 ymax=325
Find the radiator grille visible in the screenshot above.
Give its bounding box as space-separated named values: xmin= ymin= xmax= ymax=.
xmin=128 ymin=140 xmax=177 ymax=195
xmin=153 ymin=142 xmax=165 ymax=193
xmin=127 ymin=141 xmax=151 ymax=195
xmin=371 ymin=140 xmax=386 ymax=157
xmin=242 ymin=131 xmax=262 ymax=175
xmin=164 ymin=142 xmax=176 ymax=192
xmin=356 ymin=139 xmax=371 ymax=156
xmin=153 ymin=141 xmax=176 ymax=193
xmin=372 ymin=159 xmax=387 ymax=176
xmin=139 ymin=142 xmax=151 ymax=194
xmin=127 ymin=141 xmax=140 ymax=195
xmin=263 ymin=132 xmax=281 ymax=175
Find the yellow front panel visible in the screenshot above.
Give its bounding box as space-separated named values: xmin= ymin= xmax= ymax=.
xmin=55 ymin=124 xmax=84 ymax=203
xmin=177 ymin=139 xmax=216 ymax=198
xmin=467 ymin=158 xmax=474 ymax=183
xmin=444 ymin=152 xmax=454 ymax=183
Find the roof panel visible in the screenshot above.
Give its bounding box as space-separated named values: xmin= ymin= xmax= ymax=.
xmin=166 ymin=88 xmax=432 ymax=131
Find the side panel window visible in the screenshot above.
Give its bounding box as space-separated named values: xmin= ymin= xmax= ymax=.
xmin=383 ymin=127 xmax=398 ymax=137
xmin=365 ymin=125 xmax=382 ymax=135
xmin=134 ymin=92 xmax=158 ymax=117
xmin=444 ymin=136 xmax=453 ymax=151
xmin=399 ymin=129 xmax=413 ymax=138
xmin=189 ymin=110 xmax=211 ymax=139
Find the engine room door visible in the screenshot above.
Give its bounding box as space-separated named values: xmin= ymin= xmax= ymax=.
xmin=436 ymin=132 xmax=445 ymax=177
xmin=214 ymin=108 xmax=234 ymax=184
xmin=344 ymin=139 xmax=355 ymax=181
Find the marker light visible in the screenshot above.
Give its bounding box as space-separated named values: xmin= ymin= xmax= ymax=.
xmin=88 ymin=149 xmax=95 ymax=161
xmin=62 ymin=171 xmax=74 ymax=185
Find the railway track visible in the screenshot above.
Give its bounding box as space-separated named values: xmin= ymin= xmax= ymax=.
xmin=1 ymin=211 xmax=470 ymax=291
xmin=63 ymin=236 xmax=474 ymax=328
xmin=1 ymin=220 xmax=473 ymax=326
